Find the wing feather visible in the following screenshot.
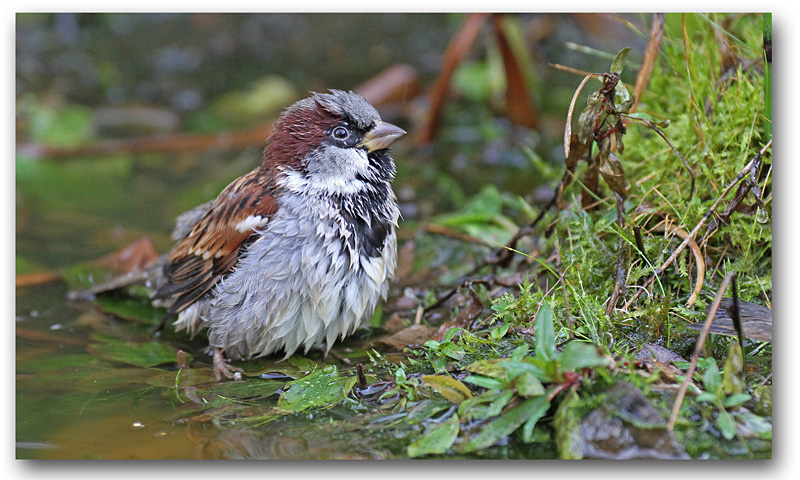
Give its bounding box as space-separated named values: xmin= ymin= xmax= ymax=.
xmin=155 ymin=168 xmax=278 ymax=313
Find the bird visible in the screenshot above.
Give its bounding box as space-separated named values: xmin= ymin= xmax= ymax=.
xmin=83 ymin=90 xmax=406 ymax=380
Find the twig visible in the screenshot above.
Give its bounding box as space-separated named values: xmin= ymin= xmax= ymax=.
xmin=623 ymin=141 xmax=770 ymax=310
xmin=668 ymin=271 xmax=736 ymax=431
xmin=606 ymin=192 xmax=628 ymax=316
xmin=651 ymin=220 xmax=706 ymax=308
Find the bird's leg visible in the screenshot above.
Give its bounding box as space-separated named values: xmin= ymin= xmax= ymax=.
xmin=212 ymin=347 xmax=244 ymax=381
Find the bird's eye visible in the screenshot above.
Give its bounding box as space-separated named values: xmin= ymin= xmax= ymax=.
xmin=332 ymin=126 xmax=350 ymax=139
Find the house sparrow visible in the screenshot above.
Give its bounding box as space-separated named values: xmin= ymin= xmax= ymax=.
xmin=90 ymin=90 xmax=405 ymax=380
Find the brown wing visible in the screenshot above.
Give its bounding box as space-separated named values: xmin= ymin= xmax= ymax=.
xmin=155 ymin=168 xmax=279 ymax=314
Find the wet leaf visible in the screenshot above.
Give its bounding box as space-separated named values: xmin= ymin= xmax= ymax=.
xmin=460 ymin=395 xmax=550 ymax=453
xmin=458 ymin=389 xmax=515 ymax=421
xmin=420 ymin=375 xmax=473 ymax=405
xmin=277 ymin=366 xmax=358 ymax=413
xmin=520 ymin=395 xmax=551 ymax=443
xmin=406 ymin=399 xmax=453 ymax=424
xmin=188 ymin=380 xmax=286 ymax=403
xmin=407 ymin=413 xmax=460 ymax=457
xmin=87 ymin=333 xmax=181 ymax=368
xmin=94 ymin=295 xmax=166 ymax=326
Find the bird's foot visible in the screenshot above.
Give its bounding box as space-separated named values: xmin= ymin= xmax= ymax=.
xmin=212 ymin=347 xmax=244 ymax=381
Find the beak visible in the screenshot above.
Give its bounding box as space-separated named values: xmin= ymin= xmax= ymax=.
xmin=360 ymin=121 xmax=406 ymax=152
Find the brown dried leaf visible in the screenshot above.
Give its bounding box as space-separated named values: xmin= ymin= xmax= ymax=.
xmin=598 ymin=151 xmax=627 ymax=198
xmin=493 ymin=15 xmax=538 ymax=128
xmin=97 ymin=236 xmax=159 ymax=273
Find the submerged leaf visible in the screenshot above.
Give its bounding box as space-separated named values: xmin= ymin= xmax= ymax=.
xmin=88 ymin=333 xmax=181 ymax=368
xmin=277 ymin=365 xmax=357 ymax=413
xmin=407 ymin=413 xmax=460 ymax=457
xmin=461 ymin=395 xmax=550 ymax=453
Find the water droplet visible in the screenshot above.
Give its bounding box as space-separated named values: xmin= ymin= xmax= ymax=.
xmin=756 ymin=207 xmax=770 ymax=224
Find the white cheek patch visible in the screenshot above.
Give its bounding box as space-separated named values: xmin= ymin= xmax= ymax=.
xmin=235 ymin=215 xmax=271 ymax=233
xmin=278 ymin=146 xmax=373 ymax=196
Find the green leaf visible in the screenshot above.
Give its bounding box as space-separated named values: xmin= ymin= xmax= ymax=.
xmin=489 ymin=322 xmax=510 ymax=341
xmin=461 ymin=396 xmax=550 ymax=452
xmin=88 ymin=333 xmax=181 ymax=368
xmin=609 ymin=47 xmax=631 ymax=74
xmin=462 ymin=375 xmax=506 ymax=390
xmin=439 ymin=342 xmax=466 ymax=361
xmin=723 ymin=343 xmax=745 ymax=396
xmin=464 ymin=358 xmax=508 ymax=380
xmin=559 ymin=341 xmax=613 ymax=372
xmin=716 ymin=408 xmax=737 ymax=440
xmin=500 ymin=360 xmax=544 ymax=381
xmin=407 ymin=413 xmax=460 ymax=457
xmin=458 ymin=389 xmax=515 ymax=421
xmin=277 ymin=365 xmax=357 ymax=413
xmin=406 ymin=399 xmax=453 ymax=424
xmin=94 ymin=295 xmax=167 ymax=327
xmin=421 ymin=375 xmax=473 ymax=405
xmin=723 ymin=393 xmax=752 ymax=409
xmin=442 ymin=327 xmax=464 ymax=343
xmin=514 ymin=372 xmax=545 ymax=397
xmin=520 ymin=395 xmax=551 ymax=443
xmin=702 ymin=361 xmax=722 ymax=395
xmin=534 ymin=302 xmax=556 ymax=361
xmin=510 ymin=344 xmax=529 ymax=362
xmin=695 ymin=392 xmax=718 ymax=403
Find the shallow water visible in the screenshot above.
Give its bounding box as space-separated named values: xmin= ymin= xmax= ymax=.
xmin=16 ymin=13 xmax=649 ymax=459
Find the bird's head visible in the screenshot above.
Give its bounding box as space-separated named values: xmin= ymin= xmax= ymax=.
xmin=263 ymin=90 xmax=406 ymax=196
